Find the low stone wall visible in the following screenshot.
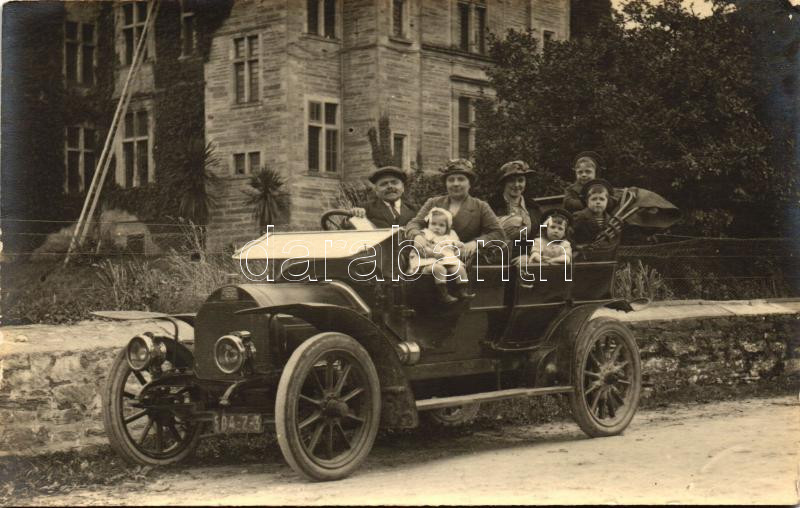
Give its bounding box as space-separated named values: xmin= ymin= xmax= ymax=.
xmin=629 ymin=314 xmax=800 ymax=400
xmin=0 ymin=302 xmax=798 ymax=457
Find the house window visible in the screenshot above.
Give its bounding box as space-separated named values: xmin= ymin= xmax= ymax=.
xmin=122 ymin=109 xmax=150 ymax=187
xmin=307 ymin=100 xmax=339 ymax=172
xmin=392 ymin=0 xmax=407 ymax=38
xmin=65 ymin=126 xmax=96 ymax=194
xmin=307 ymin=0 xmax=337 ymax=39
xmin=456 ymin=96 xmax=475 ymax=159
xmin=233 ymin=35 xmax=259 ymax=104
xmin=233 ymin=151 xmax=261 ymax=175
xmin=122 ymin=2 xmax=150 ymax=65
xmin=180 ymin=0 xmax=196 ymax=56
xmin=393 ymin=133 xmax=407 ymax=169
xmin=543 ymin=30 xmax=555 ymax=49
xmin=456 ymin=1 xmax=486 ymax=54
xmin=65 ymin=21 xmax=95 ymax=85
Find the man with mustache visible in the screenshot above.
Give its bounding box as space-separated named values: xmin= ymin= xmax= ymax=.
xmin=351 ymin=166 xmax=418 ymax=228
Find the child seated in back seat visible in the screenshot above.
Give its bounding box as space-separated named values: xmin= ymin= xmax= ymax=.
xmin=572 ymin=179 xmax=620 ymax=252
xmin=407 ymin=207 xmax=475 ymax=304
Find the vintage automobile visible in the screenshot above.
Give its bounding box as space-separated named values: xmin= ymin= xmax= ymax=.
xmin=100 ymin=189 xmax=679 ymax=481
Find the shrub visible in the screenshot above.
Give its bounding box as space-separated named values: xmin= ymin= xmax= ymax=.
xmin=613 ymin=259 xmax=673 ymax=301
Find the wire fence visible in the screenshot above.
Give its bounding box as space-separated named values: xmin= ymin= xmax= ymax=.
xmin=1 ymin=220 xmax=798 ymax=307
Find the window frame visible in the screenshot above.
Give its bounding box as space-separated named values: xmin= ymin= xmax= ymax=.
xmin=306 ymin=97 xmax=341 ymax=174
xmin=119 ymin=1 xmax=154 ymax=66
xmin=391 ymin=131 xmax=409 ymax=170
xmin=391 ymin=0 xmax=410 ymax=39
xmin=118 ymin=105 xmax=153 ymax=188
xmin=453 ymin=94 xmax=477 ymax=160
xmin=232 ymin=150 xmax=262 ymax=176
xmin=231 ymin=33 xmax=261 ymax=105
xmin=179 ymin=0 xmax=197 ymax=57
xmin=454 ymin=0 xmax=487 ymax=55
xmin=64 ymin=124 xmax=96 ymax=194
xmin=64 ymin=20 xmax=96 ymax=86
xmin=306 ymin=0 xmax=339 ymax=39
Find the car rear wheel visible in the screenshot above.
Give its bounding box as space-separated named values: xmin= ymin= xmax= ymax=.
xmin=424 ymin=403 xmax=481 ymax=427
xmin=102 ymin=349 xmax=201 ymax=466
xmin=569 ymin=318 xmax=641 ymax=437
xmin=275 ymin=332 xmax=381 ymax=481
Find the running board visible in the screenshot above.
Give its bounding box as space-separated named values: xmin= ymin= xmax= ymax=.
xmin=415 ymin=386 xmax=574 ymax=411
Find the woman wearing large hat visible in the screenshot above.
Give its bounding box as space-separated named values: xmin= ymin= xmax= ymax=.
xmin=405 ymin=158 xmax=504 ymax=262
xmin=487 ymin=160 xmax=544 ymax=263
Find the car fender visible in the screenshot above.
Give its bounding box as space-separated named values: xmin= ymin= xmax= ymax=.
xmin=236 ymin=303 xmax=418 ymax=429
xmin=542 ymin=300 xmax=633 ymax=386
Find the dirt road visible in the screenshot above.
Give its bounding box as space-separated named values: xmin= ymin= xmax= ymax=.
xmin=22 ymin=396 xmax=799 ymax=505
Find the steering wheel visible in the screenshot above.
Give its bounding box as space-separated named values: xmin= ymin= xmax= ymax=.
xmin=321 ymin=209 xmax=356 ymax=231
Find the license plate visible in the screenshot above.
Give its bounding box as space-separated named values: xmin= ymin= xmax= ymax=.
xmin=212 ymin=413 xmax=263 ymax=434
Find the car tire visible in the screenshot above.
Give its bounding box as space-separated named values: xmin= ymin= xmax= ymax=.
xmin=423 ymin=403 xmax=481 ymax=427
xmin=569 ymin=318 xmax=642 ymax=437
xmin=275 ymin=332 xmax=381 ymax=481
xmin=102 ymin=349 xmax=201 ymax=466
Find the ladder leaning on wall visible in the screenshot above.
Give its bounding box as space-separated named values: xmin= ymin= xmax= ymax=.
xmin=63 ymin=0 xmax=161 ymax=266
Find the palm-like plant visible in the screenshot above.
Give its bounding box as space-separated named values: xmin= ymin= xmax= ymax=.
xmin=178 ymin=139 xmax=219 ymax=226
xmin=245 ymin=167 xmax=290 ymax=233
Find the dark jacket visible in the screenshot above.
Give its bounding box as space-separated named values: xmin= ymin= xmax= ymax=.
xmin=488 ymin=193 xmax=543 ymax=256
xmin=364 ymin=197 xmax=418 ymax=228
xmin=562 ymin=182 xmax=585 ymax=213
xmin=572 ymin=208 xmax=620 ymax=248
xmin=405 ymin=195 xmax=505 ymax=246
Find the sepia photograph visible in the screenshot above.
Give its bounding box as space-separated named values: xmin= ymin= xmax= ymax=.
xmin=0 ymin=0 xmax=798 ymax=505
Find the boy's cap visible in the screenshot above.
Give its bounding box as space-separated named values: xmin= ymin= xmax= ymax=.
xmin=497 ymin=160 xmax=534 ymax=184
xmin=541 ymin=207 xmax=573 ymax=228
xmin=580 ymin=178 xmax=615 ymax=202
xmin=573 ymin=151 xmax=603 ymax=172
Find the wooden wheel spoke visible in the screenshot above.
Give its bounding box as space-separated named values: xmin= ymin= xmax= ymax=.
xmin=588 ymin=350 xmax=603 ymax=368
xmin=341 ymin=387 xmax=364 ymax=403
xmin=138 ymin=418 xmax=154 ymax=445
xmin=605 ymin=390 xmax=618 ymax=417
xmin=299 ymin=394 xmax=323 ymax=407
xmin=324 ymin=359 xmax=335 ymax=390
xmin=584 ymin=370 xmax=601 ymax=379
xmin=590 ymin=387 xmax=604 ymax=416
xmin=344 ymin=410 xmax=364 ymax=424
xmin=310 ymin=368 xmax=326 ymax=395
xmin=612 ymin=360 xmax=630 ymax=373
xmin=125 ymin=409 xmax=148 ymax=424
xmin=167 ymin=423 xmax=182 ymax=443
xmin=609 ymin=343 xmax=623 ymax=364
xmin=333 ymin=364 xmax=352 ymax=396
xmin=299 ymin=411 xmax=323 ymax=430
xmin=307 ymin=421 xmax=325 ymax=453
xmin=584 ymin=382 xmax=601 ymax=396
xmin=133 ymin=371 xmax=147 ymax=386
xmin=335 ymin=422 xmax=351 ymax=450
xmin=326 ymin=421 xmax=335 ymax=459
xmin=609 ymin=385 xmax=626 ymax=405
xmin=123 ymin=391 xmax=137 ymax=400
xmin=155 ymin=422 xmax=165 ymax=451
xmin=617 ymin=379 xmax=631 ymax=386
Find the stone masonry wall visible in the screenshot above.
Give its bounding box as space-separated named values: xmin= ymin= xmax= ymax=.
xmin=0 ymin=307 xmax=798 ymax=457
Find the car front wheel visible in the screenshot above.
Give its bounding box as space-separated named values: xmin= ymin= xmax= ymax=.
xmin=569 ymin=318 xmax=642 ymax=437
xmin=275 ymin=332 xmax=381 ymax=481
xmin=102 ymin=349 xmax=201 ymax=466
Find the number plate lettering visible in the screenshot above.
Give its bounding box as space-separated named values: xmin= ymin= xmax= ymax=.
xmin=212 ymin=413 xmax=263 ymax=434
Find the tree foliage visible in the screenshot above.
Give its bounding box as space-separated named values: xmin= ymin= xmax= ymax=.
xmin=475 ymin=0 xmax=798 ymax=237
xmin=245 ymin=167 xmax=290 ymax=233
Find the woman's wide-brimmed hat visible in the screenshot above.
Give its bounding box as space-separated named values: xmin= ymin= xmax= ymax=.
xmin=580 ymin=178 xmax=615 ymax=202
xmin=496 ymin=160 xmax=534 ymax=184
xmin=368 ymin=165 xmax=408 ymax=184
xmin=541 ymin=207 xmax=573 ymax=228
xmin=572 ymin=151 xmax=603 ymax=172
xmin=441 ymin=158 xmax=477 ymax=184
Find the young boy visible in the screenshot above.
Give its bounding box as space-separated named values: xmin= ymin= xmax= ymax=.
xmin=572 ymin=179 xmax=620 ymax=252
xmin=563 ymin=151 xmax=602 ymax=212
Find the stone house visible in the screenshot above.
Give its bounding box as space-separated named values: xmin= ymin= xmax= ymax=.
xmin=2 ymin=0 xmax=570 ymax=253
